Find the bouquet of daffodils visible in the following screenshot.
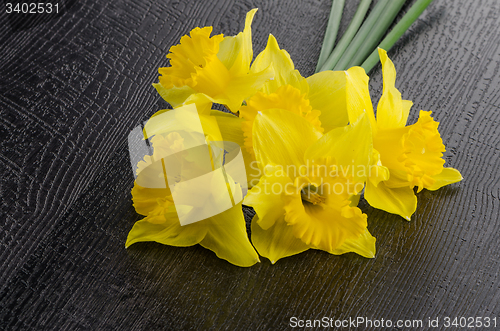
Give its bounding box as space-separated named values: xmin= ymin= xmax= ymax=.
xmin=125 ymin=6 xmax=461 ymax=267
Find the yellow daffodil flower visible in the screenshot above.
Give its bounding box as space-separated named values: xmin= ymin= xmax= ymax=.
xmin=243 ymin=107 xmax=376 ymax=263
xmin=126 ymin=102 xmax=259 ymax=267
xmin=154 ymin=9 xmax=273 ymax=113
xmin=345 ymin=48 xmax=462 ymax=220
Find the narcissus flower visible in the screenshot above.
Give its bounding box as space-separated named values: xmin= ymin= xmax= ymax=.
xmin=345 ymin=48 xmax=462 ymax=220
xmin=126 ymin=102 xmax=259 ymax=267
xmin=243 ymin=108 xmax=376 ymax=263
xmin=154 ymin=9 xmax=273 ymax=112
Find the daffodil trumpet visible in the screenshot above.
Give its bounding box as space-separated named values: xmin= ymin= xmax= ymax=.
xmin=244 ymin=111 xmax=377 ymax=263
xmin=345 ymin=48 xmax=462 ymax=220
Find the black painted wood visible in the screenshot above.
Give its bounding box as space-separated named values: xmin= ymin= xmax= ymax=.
xmin=1 ymin=0 xmax=499 ymax=329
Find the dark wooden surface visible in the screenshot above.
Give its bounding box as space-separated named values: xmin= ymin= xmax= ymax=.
xmin=1 ymin=0 xmax=500 ymax=330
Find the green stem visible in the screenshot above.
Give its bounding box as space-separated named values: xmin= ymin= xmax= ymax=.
xmin=315 ymin=0 xmax=346 ymax=72
xmin=361 ymin=0 xmax=435 ymax=73
xmin=317 ymin=0 xmax=372 ymax=73
xmin=332 ymin=0 xmax=389 ymax=71
xmin=346 ymin=0 xmax=406 ymax=68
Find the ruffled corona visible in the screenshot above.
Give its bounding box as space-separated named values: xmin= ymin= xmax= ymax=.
xmin=283 ymin=175 xmax=367 ymax=252
xmin=159 ymin=27 xmax=224 ymax=89
xmin=400 ymin=111 xmax=446 ymax=192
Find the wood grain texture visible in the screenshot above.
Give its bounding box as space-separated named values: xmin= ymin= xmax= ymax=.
xmin=1 ymin=0 xmax=500 ymax=330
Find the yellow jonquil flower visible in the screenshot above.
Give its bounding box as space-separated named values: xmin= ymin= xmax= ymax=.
xmin=126 ymin=102 xmax=259 ymax=267
xmin=346 ymin=48 xmax=463 ymax=220
xmin=154 ymin=9 xmax=273 ymax=113
xmin=243 ymin=107 xmax=376 ymax=263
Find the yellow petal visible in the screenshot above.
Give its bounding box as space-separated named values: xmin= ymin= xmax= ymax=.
xmin=383 ymin=169 xmax=411 ymax=188
xmin=179 ymin=94 xmax=225 ymax=142
xmin=365 ymin=180 xmax=417 ymax=220
xmin=379 ymin=48 xmax=396 ymax=94
xmin=330 ymin=228 xmax=376 ymax=258
xmin=210 ymin=109 xmax=243 ymax=141
xmin=131 ymin=183 xmax=171 ymax=216
xmin=162 ymin=26 xmax=224 ymax=87
xmin=153 ymin=82 xmax=195 ymax=107
xmin=373 ymin=126 xmax=408 ymax=172
xmin=181 ymin=93 xmax=215 ymax=116
xmin=243 ymin=165 xmax=292 ymax=229
xmin=218 ymin=8 xmax=257 ymax=75
xmin=427 ymin=167 xmax=463 ymax=191
xmin=402 ymin=99 xmax=413 ymax=120
xmin=125 ymin=204 xmax=207 ymax=248
xmin=252 ymin=108 xmax=322 ymax=171
xmin=241 ymin=84 xmax=323 ymax=157
xmin=305 ymin=113 xmax=372 ymax=182
xmin=190 ymin=55 xmax=232 ymax=98
xmin=251 ymin=215 xmax=309 ymax=264
xmin=142 ymin=103 xmax=211 ymax=143
xmin=199 ymin=202 xmax=260 ymax=267
xmin=209 ymin=110 xmax=261 ymax=187
xmin=376 ymin=48 xmax=408 ymax=130
xmin=345 ymin=66 xmax=377 ymax=132
xmin=368 ymin=149 xmax=390 ymax=187
xmin=306 ymin=71 xmax=349 ymax=131
xmin=251 ymin=34 xmax=308 ymax=94
xmin=213 ymin=66 xmax=274 ymax=112
xmin=401 ymin=111 xmax=446 ymax=191
xmin=127 ymin=199 xmax=259 ymax=267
